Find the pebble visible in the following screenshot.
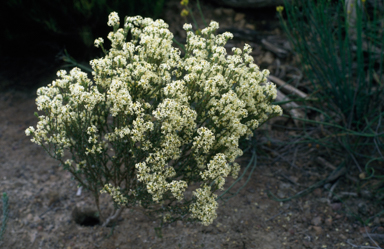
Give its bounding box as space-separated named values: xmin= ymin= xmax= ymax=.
xmin=339 ymin=234 xmax=347 ymax=240
xmin=225 ymin=17 xmax=233 ymax=26
xmin=330 ymin=202 xmax=342 ymax=211
xmin=359 ymin=226 xmax=370 ymax=233
xmin=236 ymin=19 xmax=246 ymax=29
xmin=325 ymin=217 xmax=333 ymax=226
xmin=234 ymin=13 xmax=246 ymax=22
xmin=247 ymin=188 xmax=255 ymax=193
xmin=303 ymin=241 xmax=311 ymax=248
xmin=357 ymin=202 xmax=369 ymax=215
xmin=335 ymin=214 xmax=343 ymax=219
xmin=313 ymin=188 xmax=322 ymax=197
xmin=277 ymin=190 xmax=286 ymax=198
xmin=213 ymin=8 xmax=222 ymax=17
xmin=222 ymin=8 xmax=235 ymax=16
xmin=245 ymin=23 xmax=255 ymax=30
xmin=311 ymin=216 xmax=322 ymax=226
xmin=279 ymin=182 xmax=291 ymax=190
xmin=262 ymin=51 xmax=274 ymax=64
xmin=312 ymin=226 xmax=323 ymax=235
xmin=360 ymin=190 xmax=372 ymax=199
xmin=300 ymin=216 xmax=307 ymax=223
xmin=359 ymin=172 xmax=366 ymax=179
xmin=47 ymin=191 xmax=60 ymax=206
xmin=33 ymin=215 xmax=41 ymax=222
xmin=27 ymin=213 xmax=33 ymax=221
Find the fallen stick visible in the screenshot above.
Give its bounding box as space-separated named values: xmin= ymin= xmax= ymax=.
xmin=275 ymin=89 xmax=304 ymax=127
xmin=316 ymin=157 xmax=359 ymax=183
xmin=262 ymin=39 xmax=289 ymax=58
xmin=268 ymin=75 xmax=307 ymax=99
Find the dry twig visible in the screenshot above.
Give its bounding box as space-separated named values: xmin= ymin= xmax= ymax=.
xmin=268 ymin=75 xmax=307 ymax=99
xmin=275 ymin=89 xmax=305 ymax=127
xmin=316 ymin=157 xmax=358 ymax=183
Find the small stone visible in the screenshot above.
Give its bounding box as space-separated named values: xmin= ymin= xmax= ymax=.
xmin=325 ymin=217 xmax=333 ymax=226
xmin=359 ymin=172 xmax=366 ymax=179
xmin=313 ymin=188 xmax=322 ymax=197
xmin=225 ymin=17 xmax=233 ymax=26
xmin=289 ymin=228 xmax=295 ymax=235
xmin=33 ymin=215 xmax=40 ymax=222
xmin=245 ymin=23 xmax=255 ymax=30
xmin=312 ymin=226 xmax=323 ymax=235
xmin=330 ymin=202 xmax=342 ymax=211
xmin=277 ymin=190 xmax=286 ymax=198
xmin=37 ymin=226 xmax=43 ymax=232
xmin=27 ymin=213 xmax=33 ymax=221
xmin=49 ymin=174 xmax=58 ymax=182
xmin=304 ymin=210 xmax=312 ymax=220
xmin=213 ymin=8 xmax=222 ymax=17
xmin=324 ymin=183 xmax=331 ymax=190
xmin=360 ymin=190 xmax=372 ymax=199
xmin=262 ymin=51 xmax=274 ymax=64
xmin=222 ymin=8 xmax=235 ymax=16
xmin=234 ymin=13 xmax=246 ymax=22
xmin=311 ymin=216 xmax=322 ymax=226
xmin=359 ymin=226 xmax=371 ymax=233
xmin=279 ymin=182 xmax=291 ymax=190
xmin=374 ymin=216 xmax=381 ymax=225
xmin=235 ymin=19 xmax=246 ymax=29
xmin=177 ymin=220 xmax=183 ymax=227
xmin=202 ymin=226 xmax=214 ymax=233
xmin=300 ymin=216 xmax=307 ymax=223
xmin=357 ymin=202 xmax=369 ymax=215
xmin=339 ymin=234 xmax=347 ymax=240
xmin=47 ymin=191 xmax=60 ymax=206
xmin=247 ymin=188 xmax=255 ymax=193
xmin=303 ymin=241 xmax=311 ymax=248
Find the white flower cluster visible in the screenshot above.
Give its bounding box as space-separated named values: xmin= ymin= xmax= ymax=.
xmin=190 ymin=186 xmax=218 ymax=226
xmin=107 ymin=11 xmax=120 ymax=27
xmin=26 ymin=12 xmax=282 ymax=226
xmin=101 ymin=184 xmax=128 ymax=205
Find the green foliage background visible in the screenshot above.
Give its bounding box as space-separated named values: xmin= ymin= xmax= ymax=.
xmin=278 ymin=0 xmax=384 ymax=211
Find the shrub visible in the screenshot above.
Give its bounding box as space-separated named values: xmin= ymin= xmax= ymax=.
xmin=26 ymin=12 xmax=282 ymax=226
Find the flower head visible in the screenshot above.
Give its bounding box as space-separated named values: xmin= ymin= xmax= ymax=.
xmin=107 ymin=11 xmax=120 ymax=27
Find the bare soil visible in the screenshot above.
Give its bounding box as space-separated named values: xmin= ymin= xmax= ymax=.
xmin=1 ymin=1 xmax=383 ymax=248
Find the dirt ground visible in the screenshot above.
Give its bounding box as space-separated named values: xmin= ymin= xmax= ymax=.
xmin=1 ymin=1 xmax=383 ymax=248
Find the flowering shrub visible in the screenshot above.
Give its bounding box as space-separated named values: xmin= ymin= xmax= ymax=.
xmin=26 ymin=12 xmax=282 ymax=226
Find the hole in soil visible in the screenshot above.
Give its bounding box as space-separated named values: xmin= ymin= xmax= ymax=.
xmin=72 ymin=207 xmax=100 ymax=227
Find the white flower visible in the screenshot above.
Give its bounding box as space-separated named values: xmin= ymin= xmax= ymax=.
xmin=94 ymin=38 xmax=104 ymax=48
xmin=25 ymin=126 xmax=35 ymax=136
xmin=107 ymin=12 xmax=120 ymax=27
xmin=183 ymin=23 xmax=192 ymax=31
